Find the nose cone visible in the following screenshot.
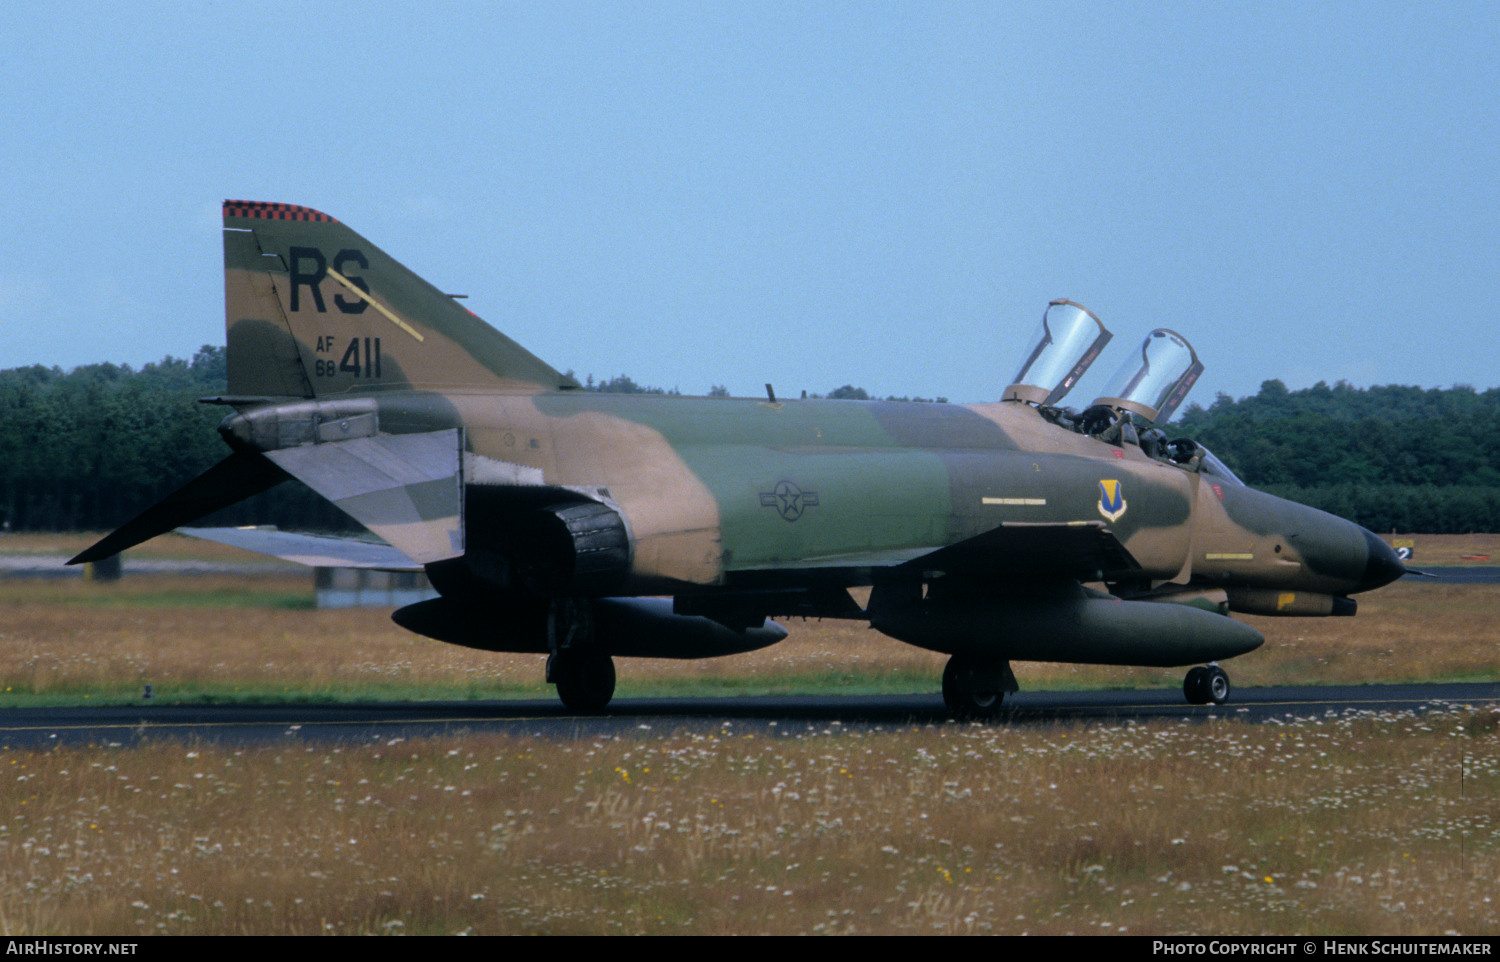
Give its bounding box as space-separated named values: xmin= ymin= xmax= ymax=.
xmin=1356 ymin=527 xmax=1406 ymax=593
xmin=1270 ymin=493 xmax=1405 ymax=595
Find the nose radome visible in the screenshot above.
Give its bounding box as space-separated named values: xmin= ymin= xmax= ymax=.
xmin=1356 ymin=528 xmax=1406 ymax=593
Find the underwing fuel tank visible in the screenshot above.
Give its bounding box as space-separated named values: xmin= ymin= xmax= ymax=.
xmin=869 ymin=582 xmax=1265 ymax=667
xmin=393 ymin=595 xmax=788 ymax=659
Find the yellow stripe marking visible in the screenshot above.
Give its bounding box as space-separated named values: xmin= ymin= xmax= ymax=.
xmin=982 ymin=497 xmax=1047 ymax=506
xmin=1205 ymin=552 xmax=1254 ymax=561
xmin=325 ymin=268 xmax=426 ymax=342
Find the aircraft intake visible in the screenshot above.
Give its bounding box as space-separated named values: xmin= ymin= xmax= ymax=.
xmin=511 ymin=501 xmax=632 ymax=596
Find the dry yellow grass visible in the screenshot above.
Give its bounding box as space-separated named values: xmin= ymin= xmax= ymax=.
xmin=1 ymin=712 xmax=1496 ymax=935
xmin=0 ymin=531 xmax=273 ymax=562
xmin=6 ymin=529 xmax=1489 ymax=694
xmin=0 ymin=575 xmax=521 ymax=700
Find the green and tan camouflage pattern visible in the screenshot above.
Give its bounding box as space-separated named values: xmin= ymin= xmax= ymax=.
xmin=216 ymin=201 xmax=1401 ymax=613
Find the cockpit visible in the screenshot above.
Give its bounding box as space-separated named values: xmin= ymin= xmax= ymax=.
xmin=1004 ymin=299 xmax=1243 ymax=486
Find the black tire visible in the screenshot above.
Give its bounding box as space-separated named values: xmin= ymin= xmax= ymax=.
xmin=553 ymin=652 xmax=616 ymax=712
xmin=1183 ymin=665 xmax=1210 ymax=704
xmin=942 ymin=656 xmax=1006 ymax=721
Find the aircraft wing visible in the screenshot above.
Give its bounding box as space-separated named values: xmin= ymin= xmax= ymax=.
xmin=177 ymin=526 xmax=422 ymax=571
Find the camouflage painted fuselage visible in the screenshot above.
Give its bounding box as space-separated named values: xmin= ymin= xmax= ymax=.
xmin=219 ymin=382 xmax=1390 ymax=606
xmin=459 ymin=389 xmax=1371 ymax=595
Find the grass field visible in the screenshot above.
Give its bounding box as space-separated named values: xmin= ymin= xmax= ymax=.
xmin=2 ymin=710 xmax=1496 ymax=935
xmin=1 ymin=533 xmax=1498 ymax=935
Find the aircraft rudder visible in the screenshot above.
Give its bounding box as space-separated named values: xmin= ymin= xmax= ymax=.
xmin=223 ymin=210 xmax=315 ymax=398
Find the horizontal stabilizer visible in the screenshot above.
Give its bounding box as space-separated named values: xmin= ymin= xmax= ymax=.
xmin=68 ymin=451 xmax=288 ymax=565
xmin=178 ymin=526 xmax=421 ymax=571
xmin=262 ymin=429 xmax=464 ymax=565
xmin=905 ymin=521 xmax=1141 ymax=581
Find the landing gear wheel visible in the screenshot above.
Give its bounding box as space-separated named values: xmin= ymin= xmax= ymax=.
xmin=1205 ymin=666 xmax=1231 ymax=704
xmin=551 ymin=652 xmax=616 ymax=712
xmin=942 ymin=655 xmax=1007 ymax=721
xmin=1183 ymin=665 xmax=1231 ymax=705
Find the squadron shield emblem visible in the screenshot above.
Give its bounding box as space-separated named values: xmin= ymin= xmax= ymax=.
xmin=1097 ymin=479 xmax=1127 ymax=523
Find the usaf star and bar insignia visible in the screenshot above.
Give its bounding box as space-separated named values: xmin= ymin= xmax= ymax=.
xmin=760 ymin=480 xmax=819 ymax=522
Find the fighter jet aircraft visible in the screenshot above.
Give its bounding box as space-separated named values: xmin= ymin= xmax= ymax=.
xmin=70 ymin=201 xmax=1406 ymax=717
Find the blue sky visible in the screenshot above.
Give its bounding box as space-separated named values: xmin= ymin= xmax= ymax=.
xmin=3 ymin=2 xmax=1496 ymax=409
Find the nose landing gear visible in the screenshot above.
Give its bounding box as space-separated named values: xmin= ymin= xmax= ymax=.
xmin=1183 ymin=664 xmax=1231 ymax=705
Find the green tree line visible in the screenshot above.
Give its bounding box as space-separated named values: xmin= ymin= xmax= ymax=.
xmin=1 ymin=357 xmax=1495 ymax=532
xmin=1171 ymin=379 xmax=1500 ymax=532
xmin=0 ymin=348 xmax=346 ymax=532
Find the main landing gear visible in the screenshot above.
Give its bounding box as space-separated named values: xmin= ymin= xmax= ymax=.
xmin=546 ymin=598 xmax=616 ymax=712
xmin=548 ymin=650 xmax=616 ymax=712
xmin=941 ymin=655 xmax=1019 ymax=721
xmin=1183 ymin=664 xmax=1231 ymax=705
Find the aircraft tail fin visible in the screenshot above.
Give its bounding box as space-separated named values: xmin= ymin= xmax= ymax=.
xmin=222 ymin=200 xmax=578 ymax=398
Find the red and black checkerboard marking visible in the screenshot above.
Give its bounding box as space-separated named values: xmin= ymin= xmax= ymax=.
xmin=223 ymin=200 xmax=337 ymax=222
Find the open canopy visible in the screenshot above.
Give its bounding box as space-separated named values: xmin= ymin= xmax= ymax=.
xmin=1003 ymin=300 xmax=1111 ymax=406
xmin=1091 ymin=328 xmax=1203 ymax=423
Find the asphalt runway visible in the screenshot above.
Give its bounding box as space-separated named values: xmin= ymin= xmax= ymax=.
xmin=1403 ymin=566 xmax=1500 ymax=583
xmin=0 ymin=555 xmax=298 ymax=578
xmin=3 ymin=682 xmax=1496 ymax=750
